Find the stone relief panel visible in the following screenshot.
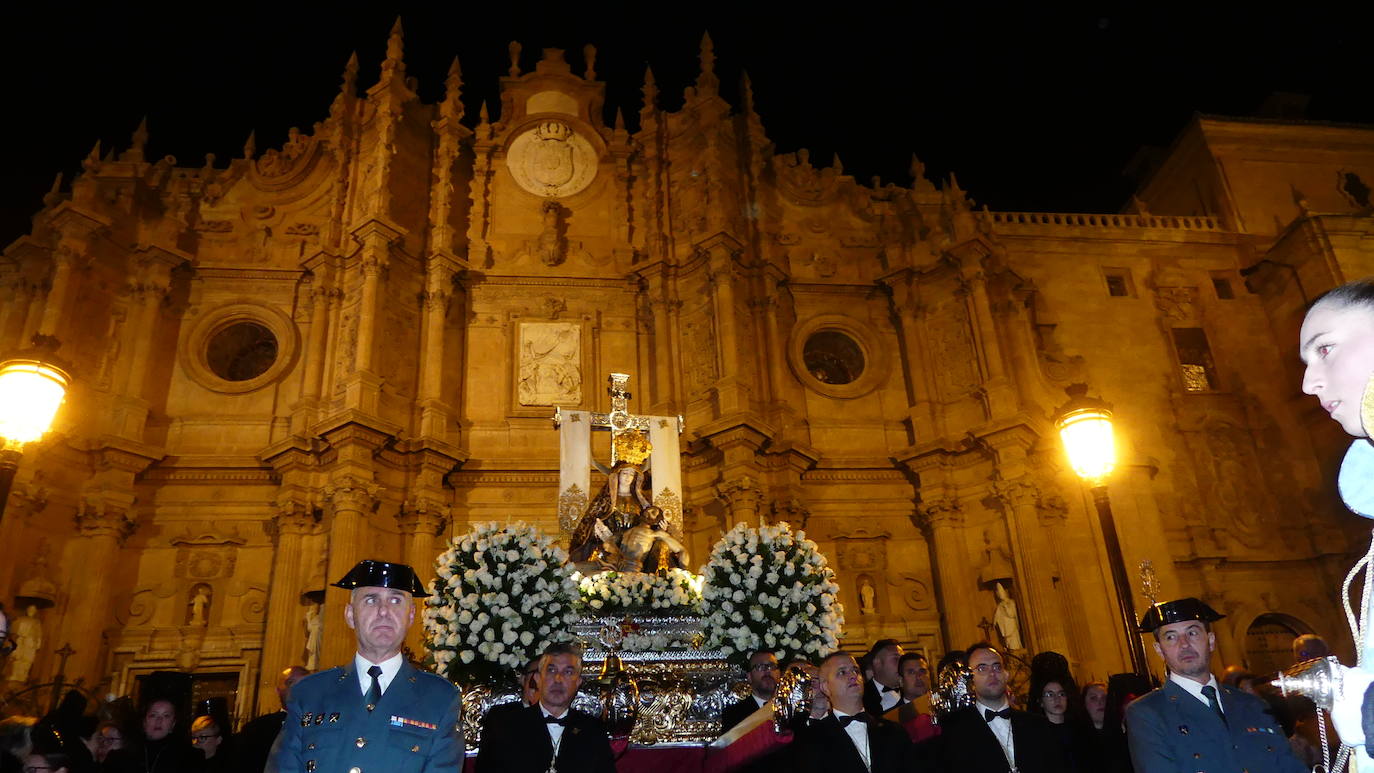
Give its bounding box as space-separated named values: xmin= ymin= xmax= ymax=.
xmin=506 ymin=120 xmax=598 ymax=199
xmin=928 ymin=296 xmax=979 ymax=400
xmin=516 ymin=321 xmax=582 ymax=406
xmin=681 ymin=315 xmax=719 ymax=399
xmin=1179 ymin=419 xmax=1278 ymax=549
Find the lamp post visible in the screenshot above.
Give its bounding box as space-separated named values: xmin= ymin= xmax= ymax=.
xmin=1055 ymin=383 xmax=1150 ymax=678
xmin=0 ymin=339 xmax=71 ymax=522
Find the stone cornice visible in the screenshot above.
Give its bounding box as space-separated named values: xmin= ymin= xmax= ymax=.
xmin=802 ymin=469 xmax=906 ymax=482
xmin=448 ymin=471 xmax=559 ymax=486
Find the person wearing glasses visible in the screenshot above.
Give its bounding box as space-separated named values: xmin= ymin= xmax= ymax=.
xmin=721 ymin=650 xmax=780 ymax=733
xmin=189 ymin=716 xmax=231 ymax=772
xmin=793 ymin=651 xmax=914 ymax=773
xmin=21 ymin=750 xmax=71 ymax=773
xmin=91 ymin=722 xmax=126 ymax=763
xmin=923 ymin=642 xmax=1065 ymax=772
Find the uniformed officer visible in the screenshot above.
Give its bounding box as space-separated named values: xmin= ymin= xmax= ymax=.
xmin=270 ymin=559 xmax=463 ymax=773
xmin=1125 ymin=597 xmax=1306 ymax=773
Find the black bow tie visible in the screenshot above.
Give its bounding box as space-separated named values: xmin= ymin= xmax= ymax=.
xmin=544 ymin=715 xmax=568 ymax=726
xmin=881 ymin=685 xmax=900 ymax=694
xmin=838 ymin=712 xmax=872 ymax=728
xmin=984 ymin=708 xmax=1012 ymax=722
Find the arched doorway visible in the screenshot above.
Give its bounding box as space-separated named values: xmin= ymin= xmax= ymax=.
xmin=1245 ymin=613 xmax=1312 ymax=676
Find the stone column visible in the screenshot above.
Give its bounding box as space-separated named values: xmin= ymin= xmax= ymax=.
xmin=913 ymin=498 xmax=979 ymax=649
xmin=886 ymin=277 xmax=942 ymax=440
xmin=59 ymin=501 xmax=136 ymax=687
xmin=298 ymin=278 xmax=333 ymax=405
xmin=396 ymin=498 xmax=450 ymax=656
xmin=991 ymin=478 xmax=1069 ymax=656
xmin=702 ymin=239 xmax=750 ymax=413
xmin=321 ymin=476 xmax=380 ymax=668
xmin=417 ymin=265 xmax=458 ymax=440
xmin=256 ymin=503 xmax=317 ymax=714
xmin=0 ymin=484 xmax=46 ymax=602
xmin=716 ymin=476 xmax=763 ymax=528
xmin=1037 ymin=493 xmax=1093 ymax=667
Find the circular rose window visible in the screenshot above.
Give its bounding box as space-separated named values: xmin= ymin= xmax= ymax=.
xmin=803 ymin=330 xmax=865 ymax=385
xmin=206 ymin=322 xmax=279 ymax=381
xmin=181 ymin=302 xmax=298 ymax=394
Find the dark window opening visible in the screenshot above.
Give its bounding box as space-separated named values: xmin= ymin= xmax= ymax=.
xmin=1172 ymin=327 xmax=1219 ymax=392
xmin=803 ymin=330 xmax=865 ymax=385
xmin=207 ymin=322 xmax=278 ymax=381
xmin=1212 ymin=277 xmax=1235 ymax=300
xmin=1342 ymin=172 xmax=1372 ymax=209
xmin=1105 ymin=274 xmax=1129 ymax=297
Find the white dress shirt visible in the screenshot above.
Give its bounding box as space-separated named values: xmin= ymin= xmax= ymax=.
xmin=977 ymin=699 xmax=1016 ymax=769
xmin=1169 ymin=672 xmax=1223 ymax=714
xmin=873 ymin=680 xmax=901 ymax=712
xmin=541 ymin=704 xmax=569 ymax=750
xmin=353 ymin=652 xmax=403 ymax=699
xmin=831 ymin=708 xmax=872 ymax=771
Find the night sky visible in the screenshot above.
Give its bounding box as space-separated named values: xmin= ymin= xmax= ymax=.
xmin=2 ymin=2 xmax=1370 ymax=249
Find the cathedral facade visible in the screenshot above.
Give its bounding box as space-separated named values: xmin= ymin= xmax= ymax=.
xmin=3 ymin=27 xmax=1373 ymax=720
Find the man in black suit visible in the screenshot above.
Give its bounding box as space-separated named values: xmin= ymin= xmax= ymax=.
xmin=897 ymin=652 xmax=929 ymax=706
xmin=794 ymin=651 xmax=913 ymax=773
xmin=862 ymin=639 xmax=905 ymax=716
xmin=925 ymin=642 xmax=1067 ymax=773
xmin=476 ymin=642 xmax=615 ymax=773
xmin=235 ymin=665 xmax=308 ymax=773
xmin=721 ymin=650 xmax=780 ymax=733
xmin=484 ymin=658 xmax=542 ymax=726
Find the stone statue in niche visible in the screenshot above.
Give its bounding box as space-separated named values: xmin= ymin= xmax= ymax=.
xmin=535 ymin=200 xmax=565 ymax=267
xmin=5 ymin=605 xmax=42 ymax=682
xmin=304 ymin=603 xmax=322 ymax=671
xmin=858 ymin=575 xmax=878 ymax=616
xmin=187 ymin=584 xmax=212 ymax=626
xmin=517 ymin=322 xmax=582 ymax=406
xmin=992 ymin=582 xmax=1023 ymax=651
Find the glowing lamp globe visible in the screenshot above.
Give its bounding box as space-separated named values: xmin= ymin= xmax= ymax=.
xmin=1055 ymin=385 xmax=1115 ymax=484
xmin=0 ymin=359 xmax=70 ymax=446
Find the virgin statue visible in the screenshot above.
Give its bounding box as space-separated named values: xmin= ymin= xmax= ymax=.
xmin=569 ymin=460 xmax=651 ymax=574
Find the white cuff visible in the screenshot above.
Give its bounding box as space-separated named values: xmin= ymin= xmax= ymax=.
xmin=1333 ymin=665 xmax=1374 ymax=746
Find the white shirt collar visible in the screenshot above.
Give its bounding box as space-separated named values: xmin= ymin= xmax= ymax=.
xmin=1169 ymin=672 xmax=1222 ymax=710
xmin=353 ymin=652 xmax=404 ymax=700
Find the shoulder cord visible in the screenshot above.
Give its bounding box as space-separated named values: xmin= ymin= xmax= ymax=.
xmin=1329 ymin=527 xmax=1374 ymax=772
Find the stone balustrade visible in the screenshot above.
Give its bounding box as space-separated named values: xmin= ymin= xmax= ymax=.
xmin=982 ymin=210 xmax=1223 ymax=231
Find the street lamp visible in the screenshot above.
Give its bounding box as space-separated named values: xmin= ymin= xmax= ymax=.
xmin=0 ymin=340 xmax=71 ymax=522
xmin=1055 ymin=383 xmax=1150 ymax=678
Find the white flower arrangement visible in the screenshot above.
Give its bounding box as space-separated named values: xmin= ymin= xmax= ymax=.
xmin=573 ymin=568 xmax=704 ymax=616
xmin=701 ymin=522 xmax=844 ymax=667
xmin=423 ymin=522 xmax=579 ymax=684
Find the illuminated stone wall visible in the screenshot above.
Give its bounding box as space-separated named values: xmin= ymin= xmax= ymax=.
xmin=0 ymin=29 xmax=1370 ymax=719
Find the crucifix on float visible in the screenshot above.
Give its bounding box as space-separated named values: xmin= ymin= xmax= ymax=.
xmin=552 ymin=373 xmax=685 ymax=542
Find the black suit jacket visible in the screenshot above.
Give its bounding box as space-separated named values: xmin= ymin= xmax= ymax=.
xmin=794 ymin=712 xmax=913 ymax=773
xmin=475 ymin=703 xmax=615 ymax=773
xmin=924 ymin=705 xmax=1067 ymax=773
xmin=235 ymin=710 xmax=284 ymax=773
xmin=862 ymin=679 xmax=902 ymax=717
xmin=722 ymin=695 xmax=764 ymax=734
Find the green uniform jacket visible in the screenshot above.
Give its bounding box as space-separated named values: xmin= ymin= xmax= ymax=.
xmin=1126 ymin=679 xmax=1305 ymax=773
xmin=271 ymin=660 xmax=464 ymax=773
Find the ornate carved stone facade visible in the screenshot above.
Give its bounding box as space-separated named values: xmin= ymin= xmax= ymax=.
xmin=2 ymin=31 xmax=1372 ymax=720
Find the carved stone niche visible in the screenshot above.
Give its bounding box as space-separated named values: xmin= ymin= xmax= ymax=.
xmin=829 ymin=528 xmax=892 ymax=619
